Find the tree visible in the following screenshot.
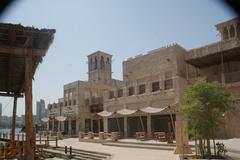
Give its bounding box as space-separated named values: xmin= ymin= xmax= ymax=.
xmin=181 ymin=79 xmax=235 ymax=158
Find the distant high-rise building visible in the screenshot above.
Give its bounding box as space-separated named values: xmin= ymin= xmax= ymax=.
xmin=0 ymin=103 xmax=2 ymax=117
xmin=36 ymin=99 xmax=46 ymax=124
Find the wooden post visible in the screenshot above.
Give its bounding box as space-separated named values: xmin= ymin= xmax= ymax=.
xmin=116 ymin=117 xmax=121 ymax=132
xmin=55 ymin=137 xmax=58 ymax=147
xmin=139 ymin=116 xmax=145 ymax=132
xmin=25 ymin=56 xmax=34 ymax=160
xmin=174 ymin=112 xmax=192 ymax=154
xmin=40 ymin=134 xmax=42 ymax=144
xmin=11 ymin=96 xmax=18 ymax=141
xmin=123 ymin=117 xmax=127 ymax=138
xmin=147 ymin=114 xmax=151 ymax=139
xmin=22 ymin=133 xmax=24 ymax=141
xmin=98 ymin=119 xmax=100 ymax=133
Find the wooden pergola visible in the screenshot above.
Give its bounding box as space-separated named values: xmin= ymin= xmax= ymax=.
xmin=0 ymin=23 xmax=55 ymax=159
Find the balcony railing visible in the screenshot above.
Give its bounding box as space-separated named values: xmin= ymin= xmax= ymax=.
xmin=90 ymin=104 xmax=103 ymax=113
xmin=88 ymin=97 xmax=103 ymax=105
xmin=187 ymin=38 xmax=240 ymax=60
xmin=188 ymin=71 xmax=240 ymax=84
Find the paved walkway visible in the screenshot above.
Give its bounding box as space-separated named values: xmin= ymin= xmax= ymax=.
xmin=49 ymin=138 xmax=240 ymax=160
xmin=50 ymin=138 xmax=180 ymax=160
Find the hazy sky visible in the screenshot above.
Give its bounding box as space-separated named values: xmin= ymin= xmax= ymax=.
xmin=0 ymin=0 xmax=236 ymax=116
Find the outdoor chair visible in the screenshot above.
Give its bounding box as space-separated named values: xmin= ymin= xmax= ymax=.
xmin=166 ymin=132 xmax=173 ymax=143
xmin=99 ymin=132 xmax=107 ymax=140
xmin=111 ymin=132 xmax=120 ymax=141
xmin=135 ymin=132 xmax=146 ymax=140
xmin=153 ymin=132 xmax=166 ymax=142
xmin=88 ymin=132 xmax=94 ymax=139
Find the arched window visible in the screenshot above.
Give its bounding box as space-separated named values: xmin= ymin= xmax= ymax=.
xmin=222 ymin=27 xmax=229 ymax=40
xmin=94 ymin=56 xmax=97 ymax=69
xmin=229 ymin=25 xmax=235 ymax=38
xmin=100 ymin=56 xmax=105 ymax=69
xmin=106 ymin=57 xmax=110 ymax=70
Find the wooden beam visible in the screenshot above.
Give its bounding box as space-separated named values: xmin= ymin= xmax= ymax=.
xmin=0 ymin=92 xmax=23 ymax=97
xmin=25 ymin=56 xmax=34 ymax=160
xmin=11 ymin=96 xmax=17 ymax=141
xmin=7 ymin=55 xmax=14 ymax=92
xmin=0 ymin=46 xmax=46 ymax=57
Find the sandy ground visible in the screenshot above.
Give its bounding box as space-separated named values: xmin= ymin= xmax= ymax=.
xmin=50 ymin=138 xmax=180 ymax=160
xmin=189 ymin=138 xmax=240 ymax=159
xmin=214 ymin=138 xmax=240 ymax=151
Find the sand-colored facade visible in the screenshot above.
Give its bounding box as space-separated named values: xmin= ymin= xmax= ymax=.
xmin=48 ymin=18 xmax=240 ymax=138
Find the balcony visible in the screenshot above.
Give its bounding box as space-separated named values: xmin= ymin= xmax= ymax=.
xmin=188 ymin=71 xmax=240 ymax=84
xmin=88 ymin=96 xmax=103 ymax=105
xmin=186 ymin=38 xmax=240 ymax=68
xmin=90 ymin=104 xmax=103 ymax=113
xmin=86 ymin=96 xmax=104 ymax=113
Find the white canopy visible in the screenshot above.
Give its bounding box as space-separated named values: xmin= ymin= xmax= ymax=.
xmin=117 ymin=108 xmax=137 ymax=115
xmin=140 ymin=106 xmax=168 ymax=114
xmin=55 ymin=116 xmax=67 ymax=122
xmin=97 ymin=110 xmax=113 ymax=117
xmin=41 ymin=117 xmax=49 ymax=122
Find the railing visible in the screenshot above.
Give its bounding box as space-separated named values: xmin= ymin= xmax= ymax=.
xmin=0 ymin=131 xmax=59 ymax=159
xmin=90 ymin=97 xmax=103 ymax=105
xmin=225 ymin=71 xmax=240 ymax=83
xmin=187 ymin=38 xmax=240 ymax=60
xmin=188 ymin=71 xmax=240 ymax=84
xmin=90 ymin=104 xmax=103 ymax=113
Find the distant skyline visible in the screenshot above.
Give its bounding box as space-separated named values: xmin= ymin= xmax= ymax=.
xmin=0 ymin=0 xmax=237 ymax=116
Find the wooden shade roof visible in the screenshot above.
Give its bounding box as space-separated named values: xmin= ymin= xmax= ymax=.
xmin=0 ymin=23 xmax=55 ymax=97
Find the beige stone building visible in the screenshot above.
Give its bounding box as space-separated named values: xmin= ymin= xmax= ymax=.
xmin=48 ymin=18 xmax=240 ymax=138
xmin=102 ymin=44 xmax=187 ymax=137
xmin=186 ymin=18 xmax=240 ymax=138
xmin=48 ymin=51 xmax=122 ymax=135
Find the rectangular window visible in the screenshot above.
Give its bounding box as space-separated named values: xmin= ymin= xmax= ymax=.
xmin=65 ymin=101 xmax=67 ymax=106
xmin=164 ymin=79 xmax=173 ymax=90
xmin=138 ymin=84 xmax=145 ymax=94
xmin=73 ymin=99 xmax=76 ymax=105
xmin=109 ymin=91 xmax=114 ymax=99
xmin=85 ymin=99 xmax=89 ymax=106
xmin=68 ymin=100 xmax=71 ymax=106
xmin=152 ymin=81 xmax=160 ymax=92
xmin=118 ymin=89 xmax=123 ymax=97
xmin=128 ymin=87 xmax=134 ymax=96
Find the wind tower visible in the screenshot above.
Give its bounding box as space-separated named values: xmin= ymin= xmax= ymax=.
xmin=88 ymin=51 xmax=112 ymax=84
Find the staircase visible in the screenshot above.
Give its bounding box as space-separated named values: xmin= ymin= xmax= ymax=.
xmin=102 ymin=141 xmax=176 ymax=151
